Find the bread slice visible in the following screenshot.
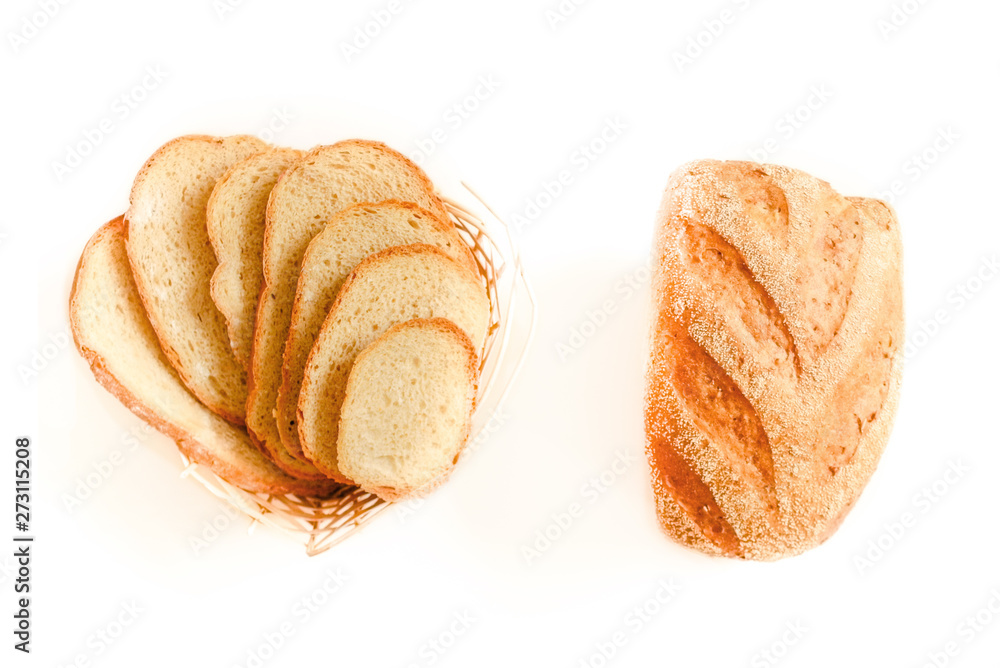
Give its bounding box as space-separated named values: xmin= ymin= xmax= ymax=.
xmin=298 ymin=244 xmax=489 ymax=482
xmin=207 ymin=147 xmax=304 ymax=369
xmin=125 ymin=134 xmax=268 ymax=425
xmin=276 ymin=200 xmax=478 ymax=462
xmin=338 ymin=319 xmax=478 ymax=501
xmin=203 ymin=147 xmax=333 ymax=480
xmin=247 ymin=140 xmax=450 ymax=471
xmin=70 ymin=217 xmax=339 ymax=498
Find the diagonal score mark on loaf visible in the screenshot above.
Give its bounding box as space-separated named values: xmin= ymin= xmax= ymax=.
xmin=788 ymin=179 xmax=864 ymax=364
xmin=698 ymin=163 xmax=792 ymax=245
xmin=678 ymin=164 xmax=868 ymax=476
xmin=814 ymin=324 xmax=898 ymax=476
xmin=645 ymin=312 xmax=780 ymax=556
xmin=646 ymin=423 xmax=744 ymax=558
xmin=681 ymin=163 xmax=863 ymax=370
xmin=810 ymin=198 xmax=901 ymax=477
xmin=648 ymin=161 xmax=903 ymax=558
xmin=674 ymin=220 xmax=802 ymax=385
xmin=671 ymin=163 xmax=801 ymax=396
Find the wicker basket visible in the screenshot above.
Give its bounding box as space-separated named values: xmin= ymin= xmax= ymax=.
xmin=177 ymin=184 xmax=536 ymax=556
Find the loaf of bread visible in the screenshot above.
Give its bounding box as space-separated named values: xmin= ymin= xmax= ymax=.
xmin=246 ymin=141 xmax=451 ymax=472
xmin=645 ymin=160 xmax=903 ymax=560
xmin=276 ymin=200 xmax=477 ymax=463
xmin=298 ymin=244 xmax=489 ymax=482
xmin=207 ymin=146 xmax=304 ymax=370
xmin=337 ymin=318 xmax=478 ymax=501
xmin=70 ymin=217 xmax=338 ymax=498
xmin=125 ymin=134 xmax=267 ymax=425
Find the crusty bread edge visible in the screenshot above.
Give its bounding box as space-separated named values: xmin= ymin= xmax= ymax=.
xmin=206 ymin=146 xmax=303 ymax=370
xmin=247 ymin=139 xmax=455 ymax=465
xmin=240 ymin=261 xmax=333 ymax=482
xmin=205 ymin=149 xmax=271 ymax=367
xmin=242 ymin=265 xmax=334 ymax=484
xmin=296 ymin=244 xmax=484 ymax=482
xmin=276 ymin=199 xmax=480 ymax=463
xmin=123 ymin=134 xmax=264 ymax=427
xmin=71 ymin=217 xmax=338 ymax=498
xmin=308 ymin=139 xmax=452 ymax=221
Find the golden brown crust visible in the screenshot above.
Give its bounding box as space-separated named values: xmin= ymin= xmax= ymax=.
xmin=246 ymin=139 xmax=449 ymax=470
xmin=70 ymin=217 xmax=339 ymax=498
xmin=206 ymin=146 xmax=305 ymax=370
xmin=296 ymin=244 xmax=485 ymax=482
xmin=124 ymin=134 xmax=267 ymax=426
xmin=367 ymin=199 xmax=476 ymax=271
xmin=317 ymin=140 xmax=450 ymax=221
xmin=645 ymin=160 xmax=904 ymax=560
xmin=276 ymin=199 xmax=478 ymax=462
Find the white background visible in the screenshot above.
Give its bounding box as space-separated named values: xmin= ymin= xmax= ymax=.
xmin=3 ymin=0 xmax=1000 ymax=666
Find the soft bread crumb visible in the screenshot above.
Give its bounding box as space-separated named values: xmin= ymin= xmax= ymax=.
xmin=70 ymin=217 xmax=340 ymax=497
xmin=207 ymin=147 xmax=304 ymax=370
xmin=125 ymin=134 xmax=268 ymax=426
xmin=246 ymin=140 xmax=450 ymax=473
xmin=275 ymin=200 xmax=477 ymax=464
xmin=297 ymin=244 xmax=489 ymax=482
xmin=337 ymin=319 xmax=478 ymax=501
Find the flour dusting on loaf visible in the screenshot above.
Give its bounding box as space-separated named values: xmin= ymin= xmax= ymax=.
xmin=645 ymin=160 xmax=904 ymax=560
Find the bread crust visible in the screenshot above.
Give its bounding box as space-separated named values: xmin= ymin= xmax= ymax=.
xmin=71 ymin=217 xmax=339 ymax=498
xmin=645 ymin=160 xmax=904 ymax=560
xmin=124 ymin=134 xmax=267 ymax=426
xmin=206 ymin=146 xmax=305 ymax=370
xmin=245 ymin=140 xmax=449 ymax=472
xmin=275 ymin=199 xmax=478 ymax=462
xmin=200 ymin=145 xmax=331 ymax=482
xmin=297 ymin=244 xmax=488 ymax=482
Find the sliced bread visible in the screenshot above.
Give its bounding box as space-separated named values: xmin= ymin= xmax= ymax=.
xmin=125 ymin=134 xmax=268 ymax=425
xmin=70 ymin=217 xmax=339 ymax=498
xmin=247 ymin=140 xmax=450 ymax=470
xmin=337 ymin=319 xmax=478 ymax=501
xmin=276 ymin=200 xmax=478 ymax=462
xmin=298 ymin=244 xmax=490 ymax=482
xmin=207 ymin=146 xmax=304 ymax=369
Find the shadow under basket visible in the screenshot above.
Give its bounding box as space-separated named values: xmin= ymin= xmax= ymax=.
xmin=178 ymin=184 xmax=537 ymax=556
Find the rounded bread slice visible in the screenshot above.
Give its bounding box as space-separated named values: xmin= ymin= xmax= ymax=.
xmin=125 ymin=134 xmax=268 ymax=425
xmin=247 ymin=140 xmax=450 ymax=471
xmin=70 ymin=216 xmax=339 ymax=497
xmin=207 ymin=146 xmax=304 ymax=370
xmin=337 ymin=318 xmax=478 ymax=501
xmin=276 ymin=200 xmax=477 ymax=463
xmin=298 ymin=244 xmax=489 ymax=482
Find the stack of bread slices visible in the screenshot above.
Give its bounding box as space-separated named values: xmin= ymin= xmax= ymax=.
xmin=71 ymin=135 xmax=490 ymax=502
